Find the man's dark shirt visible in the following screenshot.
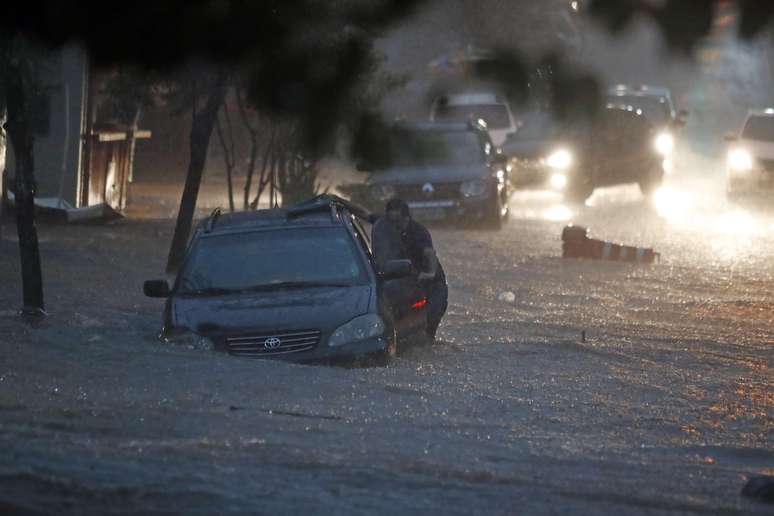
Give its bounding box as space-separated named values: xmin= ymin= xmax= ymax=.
xmin=372 ymin=217 xmax=446 ymax=283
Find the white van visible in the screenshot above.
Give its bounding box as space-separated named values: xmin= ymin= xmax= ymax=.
xmin=429 ymin=93 xmax=517 ymax=147
xmin=726 ymin=109 xmax=774 ymax=203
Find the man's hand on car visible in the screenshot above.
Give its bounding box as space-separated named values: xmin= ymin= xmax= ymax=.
xmin=417 ymin=271 xmax=435 ymax=282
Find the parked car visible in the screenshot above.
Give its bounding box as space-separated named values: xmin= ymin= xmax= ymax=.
xmin=725 ymin=109 xmax=774 ymax=203
xmin=355 ymin=120 xmax=510 ymax=229
xmin=504 ymin=106 xmax=666 ymax=203
xmin=429 ymin=92 xmax=518 ymax=146
xmin=144 ymin=196 xmax=428 ymax=364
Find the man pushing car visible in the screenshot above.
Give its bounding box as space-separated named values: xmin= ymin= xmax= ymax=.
xmin=372 ymin=198 xmax=448 ymax=340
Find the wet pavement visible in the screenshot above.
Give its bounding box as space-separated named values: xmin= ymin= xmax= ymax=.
xmin=0 ymin=160 xmax=772 ymax=515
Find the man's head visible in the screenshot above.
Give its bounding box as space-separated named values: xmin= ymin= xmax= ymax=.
xmin=385 ymin=198 xmax=411 ymax=232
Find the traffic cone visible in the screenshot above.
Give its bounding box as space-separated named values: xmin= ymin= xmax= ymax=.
xmin=562 ymin=225 xmax=660 ymax=264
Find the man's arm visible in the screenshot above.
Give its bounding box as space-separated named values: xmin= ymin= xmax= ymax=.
xmin=417 ymin=247 xmax=439 ymax=281
xmin=371 ymin=219 xmax=394 ymax=271
xmin=413 ymin=223 xmax=439 ymax=281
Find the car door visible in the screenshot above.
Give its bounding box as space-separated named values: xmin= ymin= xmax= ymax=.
xmin=351 ymin=216 xmax=427 ymax=339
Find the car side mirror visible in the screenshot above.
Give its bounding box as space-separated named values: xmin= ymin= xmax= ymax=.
xmin=144 ymin=279 xmax=170 ymax=298
xmin=380 ymin=259 xmax=413 ymax=280
xmin=723 ymin=132 xmax=738 ymax=143
xmin=356 ymin=162 xmax=371 ymax=173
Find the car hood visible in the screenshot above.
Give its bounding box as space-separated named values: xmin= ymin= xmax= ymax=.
xmin=172 ymin=285 xmax=372 ymax=336
xmin=741 ymin=139 xmax=774 ymax=160
xmin=501 ymin=139 xmax=556 ymax=160
xmin=368 ymin=164 xmax=489 ymax=185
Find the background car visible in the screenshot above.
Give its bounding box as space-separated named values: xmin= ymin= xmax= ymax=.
xmin=505 ymin=107 xmax=666 ymax=203
xmin=501 ymin=110 xmax=573 ymax=193
xmin=429 ymin=92 xmax=518 ymax=146
xmin=606 ymin=84 xmax=688 ymax=174
xmin=725 ymin=109 xmax=774 ymax=203
xmin=354 ymin=120 xmax=510 ymax=229
xmin=144 ymin=196 xmax=428 ymax=364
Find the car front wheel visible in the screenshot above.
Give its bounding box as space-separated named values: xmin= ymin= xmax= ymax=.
xmin=373 ymin=321 xmax=397 ymax=367
xmin=565 ymin=175 xmax=594 ymax=204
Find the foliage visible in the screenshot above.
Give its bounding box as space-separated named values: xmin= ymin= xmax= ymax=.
xmin=0 ymin=1 xmax=424 ymax=152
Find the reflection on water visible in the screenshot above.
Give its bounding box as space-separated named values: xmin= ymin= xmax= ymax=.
xmin=508 ymin=191 xmax=575 ymax=222
xmin=507 ymin=179 xmax=774 ymax=269
xmin=543 ymin=204 xmax=574 ymax=222
xmin=653 ymin=186 xmax=696 ymax=223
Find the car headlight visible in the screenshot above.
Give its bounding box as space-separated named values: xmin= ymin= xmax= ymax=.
xmin=460 ymin=179 xmax=488 ymax=197
xmin=547 ymin=149 xmax=572 ymax=170
xmin=369 ymin=184 xmax=396 ymax=201
xmin=162 ymin=330 xmax=215 ymax=350
xmin=328 ymin=314 xmax=385 ymax=347
xmin=728 ymin=148 xmax=753 ymax=172
xmin=654 ymin=132 xmax=675 ymax=155
xmin=550 ymin=173 xmax=567 ymax=190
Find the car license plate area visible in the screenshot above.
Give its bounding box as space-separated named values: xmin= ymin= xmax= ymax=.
xmin=411 ymin=207 xmax=448 ymax=221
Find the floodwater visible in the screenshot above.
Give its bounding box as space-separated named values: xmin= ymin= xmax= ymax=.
xmin=0 ymin=152 xmax=772 ymax=515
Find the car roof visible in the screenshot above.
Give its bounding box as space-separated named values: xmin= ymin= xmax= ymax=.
xmin=393 ymin=120 xmax=488 ymax=134
xmin=607 ymin=84 xmax=672 ymax=98
xmin=438 ymin=92 xmax=505 ymax=105
xmin=194 ymin=195 xmax=370 ymax=235
xmin=747 ymin=109 xmax=774 ymax=118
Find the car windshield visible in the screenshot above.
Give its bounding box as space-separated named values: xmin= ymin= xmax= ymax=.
xmin=179 ymin=227 xmax=368 ymax=294
xmin=434 ymin=104 xmax=511 ymax=129
xmin=388 ymin=130 xmax=485 ymax=167
xmin=512 ymin=112 xmax=555 ymax=140
xmin=742 ymin=116 xmax=774 ymax=142
xmin=607 ymin=94 xmax=672 ymax=126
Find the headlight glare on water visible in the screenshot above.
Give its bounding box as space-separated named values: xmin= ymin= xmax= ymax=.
xmin=550 ymin=173 xmax=567 ymax=190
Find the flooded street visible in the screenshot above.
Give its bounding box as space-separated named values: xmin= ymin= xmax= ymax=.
xmin=1 ymin=156 xmax=773 ymax=515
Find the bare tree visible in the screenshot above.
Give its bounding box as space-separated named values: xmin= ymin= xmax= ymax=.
xmin=0 ymin=37 xmax=48 ymax=315
xmin=214 ymin=89 xmax=237 ymax=212
xmin=166 ymin=68 xmax=228 ymax=272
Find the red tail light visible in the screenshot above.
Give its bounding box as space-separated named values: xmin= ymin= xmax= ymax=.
xmin=411 ymin=298 xmax=428 ymax=310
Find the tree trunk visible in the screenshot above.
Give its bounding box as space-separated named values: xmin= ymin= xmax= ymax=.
xmin=5 ymin=66 xmax=45 ymax=315
xmin=0 ymin=106 xmax=7 ymax=240
xmin=214 ymin=106 xmax=236 ymax=212
xmin=166 ymin=72 xmax=228 ymax=273
xmin=249 ymin=126 xmax=276 ymax=210
xmin=235 ymin=90 xmax=258 ymax=210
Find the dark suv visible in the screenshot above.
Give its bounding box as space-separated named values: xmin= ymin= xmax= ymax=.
xmin=354 ymin=121 xmax=510 ymax=229
xmin=504 ymin=107 xmax=665 ymax=202
xmin=144 ymin=196 xmax=428 ymax=363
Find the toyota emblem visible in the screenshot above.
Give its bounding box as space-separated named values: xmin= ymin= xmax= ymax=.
xmin=264 ymin=337 xmax=282 ymax=350
xmin=422 ymin=183 xmax=435 ymax=197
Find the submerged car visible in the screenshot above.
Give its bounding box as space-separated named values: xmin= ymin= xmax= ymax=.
xmin=144 ymin=196 xmax=428 ymax=363
xmin=504 ymin=106 xmax=666 ymax=202
xmin=356 ymin=120 xmax=510 ymax=228
xmin=726 ymin=109 xmax=774 ymax=203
